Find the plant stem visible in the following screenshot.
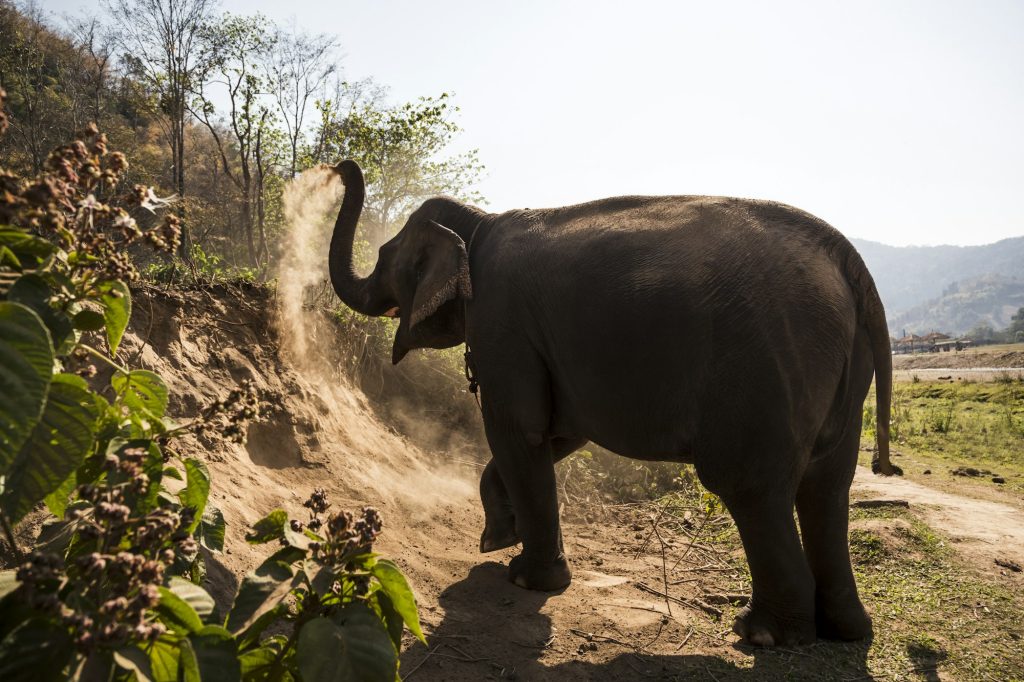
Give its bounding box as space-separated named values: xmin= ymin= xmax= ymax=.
xmin=80 ymin=343 xmax=129 ymax=374
xmin=0 ymin=512 xmax=23 ymax=563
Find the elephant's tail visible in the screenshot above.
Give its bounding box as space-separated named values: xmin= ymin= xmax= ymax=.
xmin=843 ymin=246 xmax=901 ymax=476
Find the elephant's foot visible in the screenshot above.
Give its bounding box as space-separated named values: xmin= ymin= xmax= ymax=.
xmin=508 ymin=552 xmax=572 ymax=591
xmin=815 ymin=593 xmax=873 ymax=641
xmin=479 ymin=515 xmax=520 ymax=553
xmin=732 ymin=601 xmax=816 ymax=647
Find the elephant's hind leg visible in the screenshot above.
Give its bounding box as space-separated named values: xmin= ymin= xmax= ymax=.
xmin=723 ymin=490 xmax=817 ymax=646
xmin=797 ymin=421 xmax=872 ymax=640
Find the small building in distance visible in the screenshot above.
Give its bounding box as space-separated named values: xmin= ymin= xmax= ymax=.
xmin=892 ymin=331 xmax=967 ymax=354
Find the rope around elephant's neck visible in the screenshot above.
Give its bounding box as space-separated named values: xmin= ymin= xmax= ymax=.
xmin=463 ymin=217 xmax=485 ymax=411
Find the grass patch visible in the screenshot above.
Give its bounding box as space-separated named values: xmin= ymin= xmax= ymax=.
xmin=619 ymin=488 xmax=1024 ymax=680
xmin=863 ymin=379 xmax=1024 ymax=492
xmin=848 ymin=505 xmax=1023 ymax=680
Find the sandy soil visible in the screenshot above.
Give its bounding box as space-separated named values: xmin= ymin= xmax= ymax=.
xmin=104 ymin=284 xmax=1022 ymax=681
xmin=892 ymin=345 xmax=1024 ymax=382
xmin=850 ymin=468 xmax=1024 ymax=581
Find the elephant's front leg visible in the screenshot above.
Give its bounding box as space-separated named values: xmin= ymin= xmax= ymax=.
xmin=480 ymin=437 xmax=586 ymax=554
xmin=479 ymin=459 xmax=520 ymax=553
xmin=481 ymin=404 xmax=571 ymax=591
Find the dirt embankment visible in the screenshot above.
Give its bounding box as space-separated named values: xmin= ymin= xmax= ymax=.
xmin=117 ymin=283 xmax=482 ymax=604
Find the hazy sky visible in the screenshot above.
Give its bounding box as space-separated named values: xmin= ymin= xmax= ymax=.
xmin=46 ymin=0 xmax=1024 ymax=246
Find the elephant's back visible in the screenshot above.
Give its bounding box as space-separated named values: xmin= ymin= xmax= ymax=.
xmin=476 ymin=194 xmax=862 ymax=458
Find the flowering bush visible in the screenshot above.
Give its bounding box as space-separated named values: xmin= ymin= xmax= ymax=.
xmin=0 ymin=92 xmax=420 ymax=680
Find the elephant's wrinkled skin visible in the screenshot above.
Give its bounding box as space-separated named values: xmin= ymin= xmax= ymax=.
xmin=327 ymin=160 xmax=898 ymax=647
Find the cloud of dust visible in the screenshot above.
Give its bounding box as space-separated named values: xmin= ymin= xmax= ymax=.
xmin=272 ymin=166 xmax=475 ymax=512
xmin=276 ymin=165 xmax=342 ymax=365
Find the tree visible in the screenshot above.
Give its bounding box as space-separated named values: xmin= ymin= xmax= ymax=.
xmin=192 ymin=13 xmax=276 ymax=266
xmin=106 ymin=0 xmax=217 ymax=262
xmin=1009 ymin=307 xmax=1024 ymax=335
xmin=313 ymin=93 xmax=485 ymax=250
xmin=0 ymin=0 xmax=83 ymax=172
xmin=266 ymin=22 xmax=338 ymax=179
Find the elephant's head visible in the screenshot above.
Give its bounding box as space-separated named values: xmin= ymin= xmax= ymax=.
xmin=328 ymin=160 xmax=476 ymax=364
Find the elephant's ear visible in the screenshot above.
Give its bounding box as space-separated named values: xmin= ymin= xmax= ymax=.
xmin=408 ymin=220 xmax=472 ymax=329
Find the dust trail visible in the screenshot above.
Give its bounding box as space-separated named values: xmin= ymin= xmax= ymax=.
xmin=271 ymin=165 xmax=475 ymax=510
xmin=275 ymin=165 xmax=342 ymax=365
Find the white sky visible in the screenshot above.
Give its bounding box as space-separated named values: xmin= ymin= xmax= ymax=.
xmin=47 ymin=0 xmax=1024 ymax=246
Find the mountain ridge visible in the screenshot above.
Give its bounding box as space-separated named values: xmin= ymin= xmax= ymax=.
xmin=849 ymin=236 xmax=1024 ymax=335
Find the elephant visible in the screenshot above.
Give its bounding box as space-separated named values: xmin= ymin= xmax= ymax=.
xmin=326 ymin=159 xmax=899 ymax=647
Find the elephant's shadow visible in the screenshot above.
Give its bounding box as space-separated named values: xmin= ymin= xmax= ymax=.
xmin=400 ymin=562 xmax=874 ymax=681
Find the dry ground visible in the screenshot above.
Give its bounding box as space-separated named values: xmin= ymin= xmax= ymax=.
xmin=892 ymin=344 xmax=1024 ymax=382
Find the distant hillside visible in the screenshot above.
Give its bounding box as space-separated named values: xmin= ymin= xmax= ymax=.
xmin=886 ymin=274 xmax=1024 ymax=336
xmin=851 ymin=237 xmax=1024 ymax=335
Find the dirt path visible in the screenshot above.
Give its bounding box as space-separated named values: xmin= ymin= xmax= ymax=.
xmin=851 ymin=466 xmax=1024 ymax=578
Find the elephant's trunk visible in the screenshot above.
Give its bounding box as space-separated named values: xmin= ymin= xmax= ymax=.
xmin=328 ymin=160 xmax=386 ymax=315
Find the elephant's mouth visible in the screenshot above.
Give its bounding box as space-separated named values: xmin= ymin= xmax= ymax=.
xmin=384 ymin=306 xmax=400 ymax=318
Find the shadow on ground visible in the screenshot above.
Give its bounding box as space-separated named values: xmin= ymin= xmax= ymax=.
xmin=400 ymin=562 xmax=873 ymax=681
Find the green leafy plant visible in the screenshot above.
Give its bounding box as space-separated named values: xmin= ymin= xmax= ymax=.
xmin=226 ymin=489 xmax=424 ymax=681
xmin=143 ymin=243 xmax=259 ymax=287
xmin=0 ymin=98 xmax=421 ymax=680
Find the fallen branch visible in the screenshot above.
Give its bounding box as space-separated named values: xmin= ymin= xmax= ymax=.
xmin=635 ymin=582 xmax=723 ymax=618
xmin=401 ymin=643 xmax=443 ymax=680
xmin=701 ymin=593 xmax=750 ymax=606
xmin=851 ymin=499 xmax=910 ymax=509
xmin=569 ymin=627 xmax=635 ymax=650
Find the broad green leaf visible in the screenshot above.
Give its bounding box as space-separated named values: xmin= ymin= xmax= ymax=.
xmin=7 ymin=274 xmax=73 ymax=353
xmin=297 ymin=606 xmax=397 ymax=682
xmin=371 ymin=559 xmax=425 ymax=643
xmin=1 ymin=375 xmax=99 ymax=524
xmin=309 ymin=565 xmax=336 ymax=597
xmin=72 ymin=308 xmax=105 ymax=331
xmin=0 ymin=580 xmax=33 ymax=643
xmin=148 ymin=636 xmax=180 ymax=682
xmin=180 ymin=459 xmax=210 ymax=533
xmin=238 ymin=645 xmax=279 ymax=678
xmin=137 ymin=440 xmax=165 ymax=514
xmin=163 ymin=465 xmax=184 ymax=480
xmin=112 ymin=370 xmax=168 ymax=420
xmin=0 ymin=302 xmax=52 ymax=475
xmin=0 ymin=245 xmax=19 ymax=268
xmin=0 ymin=618 xmax=73 ymax=681
xmin=227 ymin=556 xmax=298 ymax=635
xmin=199 ymin=504 xmax=225 ymax=552
xmin=245 ymin=509 xmax=287 ymax=544
xmin=114 ymin=646 xmax=154 ymax=682
xmin=43 ymin=470 xmax=76 ymax=519
xmin=0 ymin=228 xmax=55 ymax=269
xmin=168 ymin=577 xmax=215 ymax=622
xmin=180 ymin=638 xmax=201 ymax=682
xmin=376 ymin=590 xmax=405 ymax=651
xmin=235 ymin=604 xmax=286 ymax=649
xmin=99 ymin=280 xmax=131 ymax=356
xmin=188 ymin=626 xmax=240 ymax=682
xmin=156 ymin=586 xmax=204 ymax=634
